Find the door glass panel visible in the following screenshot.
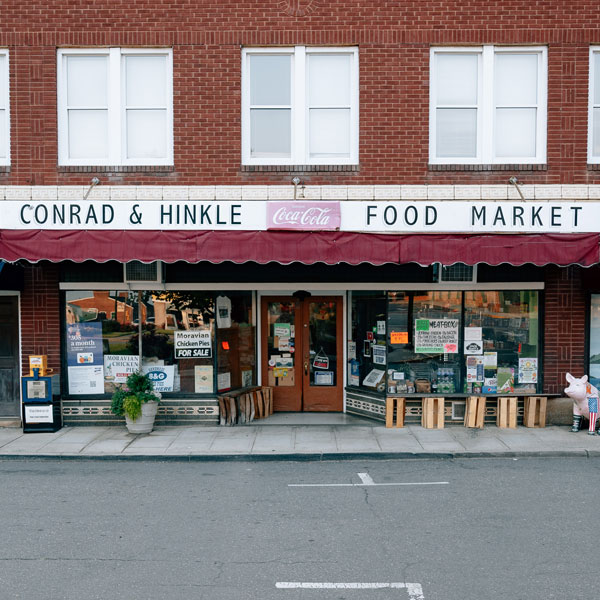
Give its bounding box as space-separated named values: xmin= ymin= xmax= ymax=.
xmin=308 ymin=301 xmax=337 ymax=387
xmin=267 ymin=301 xmax=296 ymax=388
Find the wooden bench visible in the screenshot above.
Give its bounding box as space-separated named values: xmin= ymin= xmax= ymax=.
xmin=218 ymin=387 xmax=273 ymax=426
xmin=464 ymin=396 xmax=485 ymax=428
xmin=523 ymin=396 xmax=547 ymax=428
xmin=385 ymin=397 xmax=406 ymax=428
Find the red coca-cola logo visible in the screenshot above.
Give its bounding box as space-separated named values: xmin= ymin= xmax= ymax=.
xmin=267 ymin=202 xmax=341 ymax=230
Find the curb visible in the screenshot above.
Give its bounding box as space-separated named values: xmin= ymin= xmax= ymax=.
xmin=0 ymin=449 xmax=594 ymax=461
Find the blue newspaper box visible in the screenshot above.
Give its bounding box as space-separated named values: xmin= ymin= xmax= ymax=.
xmin=21 ymin=370 xmax=62 ymax=433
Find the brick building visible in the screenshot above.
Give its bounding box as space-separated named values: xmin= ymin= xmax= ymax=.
xmin=1 ymin=0 xmax=599 ymax=426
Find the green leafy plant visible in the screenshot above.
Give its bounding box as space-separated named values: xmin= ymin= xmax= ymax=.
xmin=110 ymin=371 xmax=161 ymax=420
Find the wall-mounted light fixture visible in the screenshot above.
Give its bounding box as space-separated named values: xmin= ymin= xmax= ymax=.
xmin=83 ymin=177 xmax=100 ymax=201
xmin=508 ymin=176 xmax=525 ymax=201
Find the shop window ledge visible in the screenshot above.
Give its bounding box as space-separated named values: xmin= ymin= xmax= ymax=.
xmin=58 ymin=165 xmax=176 ymax=174
xmin=428 ymin=163 xmax=547 ymax=172
xmin=240 ymin=164 xmax=360 ymax=173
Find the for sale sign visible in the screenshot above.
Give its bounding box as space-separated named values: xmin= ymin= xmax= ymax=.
xmin=174 ymin=329 xmax=212 ymax=359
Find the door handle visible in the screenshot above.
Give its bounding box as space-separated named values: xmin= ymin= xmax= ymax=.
xmin=304 ymin=361 xmax=308 ymax=376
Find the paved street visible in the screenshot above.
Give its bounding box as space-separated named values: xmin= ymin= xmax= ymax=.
xmin=1 ymin=457 xmax=598 ymax=600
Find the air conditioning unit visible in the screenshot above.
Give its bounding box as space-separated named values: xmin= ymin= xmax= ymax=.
xmin=123 ymin=261 xmax=163 ymax=284
xmin=434 ymin=263 xmax=477 ymax=283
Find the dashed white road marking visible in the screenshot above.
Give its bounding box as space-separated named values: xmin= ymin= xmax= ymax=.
xmin=288 ymin=472 xmax=449 ymax=487
xmin=276 ymin=582 xmax=425 ymax=598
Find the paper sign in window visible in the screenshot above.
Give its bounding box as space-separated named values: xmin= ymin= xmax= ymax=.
xmin=390 ymin=331 xmax=408 ymax=344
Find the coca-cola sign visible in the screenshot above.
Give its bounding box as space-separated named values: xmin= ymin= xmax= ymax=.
xmin=267 ymin=201 xmax=341 ymax=231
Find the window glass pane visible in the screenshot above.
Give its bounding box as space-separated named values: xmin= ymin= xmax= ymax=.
xmin=409 ymin=292 xmax=462 ymax=394
xmin=126 ymin=109 xmax=167 ymax=159
xmin=464 ymin=291 xmax=539 ymax=394
xmin=0 ymin=110 xmax=6 ymax=158
xmin=594 ymin=53 xmax=600 ymax=105
xmin=589 ymin=295 xmax=600 ymax=388
xmin=308 ymin=300 xmax=338 ymax=387
xmin=66 ymin=56 xmax=108 ymax=107
xmin=495 ymin=53 xmax=538 ymax=106
xmin=266 ymin=300 xmax=298 ymax=389
xmin=65 ymin=290 xmax=139 ymax=395
xmin=495 ymin=107 xmax=536 ymax=157
xmin=435 ymin=53 xmax=478 ymax=105
xmin=593 ymin=107 xmax=600 ymax=156
xmin=250 ymin=54 xmax=291 ymax=106
xmin=308 ymin=54 xmax=351 ymax=106
xmin=143 ymin=292 xmax=215 ymax=394
xmin=436 ymin=108 xmax=477 ymax=157
xmin=125 ymin=55 xmax=167 ymax=107
xmin=309 ymin=108 xmax=350 ymax=158
xmin=217 ymin=293 xmax=256 ymax=391
xmin=68 ymin=109 xmax=108 ymax=159
xmin=250 ymin=108 xmax=291 ymax=157
xmin=348 ymin=291 xmax=387 ymax=393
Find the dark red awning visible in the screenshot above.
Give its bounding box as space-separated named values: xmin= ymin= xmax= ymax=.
xmin=0 ymin=230 xmax=598 ymax=267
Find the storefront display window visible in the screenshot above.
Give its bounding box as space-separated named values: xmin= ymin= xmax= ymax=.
xmin=348 ymin=291 xmax=387 ymax=391
xmin=349 ymin=290 xmax=540 ymax=395
xmin=464 ymin=291 xmax=539 ymax=394
xmin=387 ymin=292 xmax=462 ymax=395
xmin=66 ymin=290 xmax=139 ymax=395
xmin=64 ymin=290 xmax=256 ymax=397
xmin=216 ymin=292 xmax=256 ymax=392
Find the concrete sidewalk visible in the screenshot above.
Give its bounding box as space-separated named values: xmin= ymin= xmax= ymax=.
xmin=1 ymin=413 xmax=600 ymax=460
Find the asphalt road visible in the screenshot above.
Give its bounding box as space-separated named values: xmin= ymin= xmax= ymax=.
xmin=0 ymin=457 xmax=598 ymax=600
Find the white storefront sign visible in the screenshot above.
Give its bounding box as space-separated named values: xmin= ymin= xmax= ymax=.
xmin=1 ymin=199 xmax=600 ymax=233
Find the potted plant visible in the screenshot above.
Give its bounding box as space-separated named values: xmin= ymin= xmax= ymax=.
xmin=111 ymin=371 xmax=162 ymax=434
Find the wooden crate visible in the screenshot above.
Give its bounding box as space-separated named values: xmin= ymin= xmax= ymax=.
xmin=496 ymin=397 xmax=517 ymax=428
xmin=385 ymin=397 xmax=406 ymax=428
xmin=464 ymin=396 xmax=485 ymax=428
xmin=421 ymin=397 xmax=444 ymax=429
xmin=523 ymin=396 xmax=547 ymax=428
xmin=218 ymin=386 xmax=274 ymax=426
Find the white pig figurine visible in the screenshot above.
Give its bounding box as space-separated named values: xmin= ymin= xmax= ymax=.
xmin=564 ymin=373 xmax=600 ymax=435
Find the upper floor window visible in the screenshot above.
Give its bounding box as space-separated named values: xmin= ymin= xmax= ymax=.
xmin=241 ymin=46 xmax=359 ymax=166
xmin=0 ymin=50 xmax=10 ymax=166
xmin=429 ymin=46 xmax=547 ymax=165
xmin=57 ymin=48 xmax=173 ymax=166
xmin=588 ymin=48 xmax=600 ymax=163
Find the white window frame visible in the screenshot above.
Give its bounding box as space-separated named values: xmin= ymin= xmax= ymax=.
xmin=241 ymin=46 xmax=359 ymax=166
xmin=57 ymin=47 xmax=173 ymax=167
xmin=0 ymin=49 xmax=10 ymax=166
xmin=588 ymin=47 xmax=600 ymax=164
xmin=429 ymin=45 xmax=547 ymax=165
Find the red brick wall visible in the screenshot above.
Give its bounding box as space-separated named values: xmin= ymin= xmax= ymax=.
xmin=543 ymin=265 xmax=588 ymax=394
xmin=20 ymin=263 xmax=61 ymax=376
xmin=0 ymin=1 xmax=600 ymax=186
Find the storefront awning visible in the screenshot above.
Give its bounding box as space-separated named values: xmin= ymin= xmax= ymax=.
xmin=0 ymin=230 xmax=598 ymax=267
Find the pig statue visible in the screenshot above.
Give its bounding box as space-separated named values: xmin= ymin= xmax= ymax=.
xmin=565 ymin=373 xmax=600 ymax=435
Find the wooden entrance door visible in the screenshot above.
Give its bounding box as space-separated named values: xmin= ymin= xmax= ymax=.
xmin=0 ymin=296 xmax=20 ymax=417
xmin=261 ymin=296 xmax=343 ymax=412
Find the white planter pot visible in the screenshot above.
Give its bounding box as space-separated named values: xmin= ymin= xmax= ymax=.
xmin=125 ymin=400 xmax=159 ymax=434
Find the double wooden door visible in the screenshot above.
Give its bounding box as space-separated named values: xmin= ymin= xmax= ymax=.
xmin=261 ymin=296 xmax=343 ymax=412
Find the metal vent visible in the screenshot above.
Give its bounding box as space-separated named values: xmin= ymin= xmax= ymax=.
xmin=124 ymin=261 xmax=160 ymax=282
xmin=436 ymin=263 xmax=476 ymax=283
xmin=451 ymin=401 xmax=466 ymax=421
